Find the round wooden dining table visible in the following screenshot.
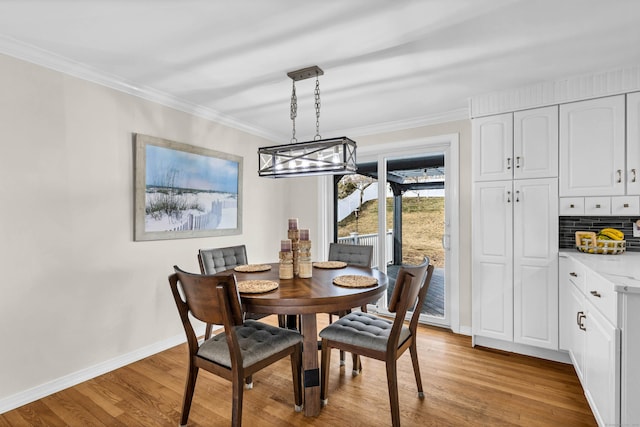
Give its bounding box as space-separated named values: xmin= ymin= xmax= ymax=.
xmin=225 ymin=263 xmax=388 ymax=417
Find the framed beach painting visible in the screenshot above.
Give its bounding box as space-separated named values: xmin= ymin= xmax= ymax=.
xmin=134 ymin=133 xmax=243 ymax=241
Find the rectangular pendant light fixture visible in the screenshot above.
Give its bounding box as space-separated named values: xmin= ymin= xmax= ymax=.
xmin=258 ymin=66 xmax=357 ymax=178
xmin=258 ymin=136 xmax=356 ymax=178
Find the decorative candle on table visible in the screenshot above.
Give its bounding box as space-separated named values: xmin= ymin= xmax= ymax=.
xmin=279 ymin=239 xmax=294 ymax=279
xmin=281 ymin=239 xmax=292 ymax=252
xmin=288 ymin=222 xmax=300 ymax=276
xmin=298 ymin=230 xmax=312 ymax=278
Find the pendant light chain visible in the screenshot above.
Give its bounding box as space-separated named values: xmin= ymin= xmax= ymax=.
xmin=290 ymin=80 xmax=298 ymax=143
xmin=314 ymin=73 xmax=321 ymax=140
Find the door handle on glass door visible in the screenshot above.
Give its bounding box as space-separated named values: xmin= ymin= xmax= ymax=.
xmin=442 ymin=234 xmax=450 ymax=250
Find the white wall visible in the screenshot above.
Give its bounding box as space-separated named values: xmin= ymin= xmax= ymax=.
xmin=0 ymin=53 xmax=293 ymax=407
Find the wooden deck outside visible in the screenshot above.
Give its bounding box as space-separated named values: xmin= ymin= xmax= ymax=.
xmin=386 ymin=265 xmax=445 ymax=317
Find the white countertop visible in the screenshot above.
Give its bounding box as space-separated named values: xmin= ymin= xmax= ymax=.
xmin=560 ymin=249 xmax=640 ymax=294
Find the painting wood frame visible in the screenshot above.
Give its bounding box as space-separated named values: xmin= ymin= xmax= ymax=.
xmin=134 ymin=133 xmax=243 ymax=241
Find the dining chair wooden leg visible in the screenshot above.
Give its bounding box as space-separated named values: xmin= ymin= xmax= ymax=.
xmin=204 ymin=323 xmax=213 ymax=340
xmin=336 ymin=310 xmax=350 ymax=366
xmin=386 ymin=361 xmax=401 ymax=427
xmin=409 ymin=341 xmax=425 ymax=398
xmin=180 ymin=365 xmax=199 ymax=426
xmin=245 ymin=376 xmax=253 ymax=389
xmin=291 ymin=344 xmax=303 ymax=411
xmin=351 ymin=353 xmax=362 ymax=376
xmin=320 ymin=340 xmax=331 ymax=406
xmin=232 ymin=371 xmax=244 ymax=427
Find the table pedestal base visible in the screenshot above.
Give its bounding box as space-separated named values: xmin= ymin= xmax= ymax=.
xmin=300 ymin=313 xmax=320 ymax=416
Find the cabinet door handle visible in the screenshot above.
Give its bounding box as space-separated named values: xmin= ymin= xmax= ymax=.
xmin=506 ymin=191 xmax=511 ymax=203
xmin=590 ymin=290 xmax=601 ymax=298
xmin=595 ymin=204 xmax=601 ymax=208
xmin=632 ymin=168 xmax=637 ymax=183
xmin=515 ymin=156 xmax=521 ymax=168
xmin=577 ymin=312 xmax=586 ymax=331
xmin=506 ymin=157 xmax=512 ymax=170
xmin=617 ymin=169 xmax=622 ymax=183
xmin=569 ymin=272 xmax=578 ymax=277
xmin=515 ymin=190 xmax=520 ymax=202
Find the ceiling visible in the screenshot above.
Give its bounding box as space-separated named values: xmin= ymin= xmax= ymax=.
xmin=2 ymin=1 xmax=640 ymax=142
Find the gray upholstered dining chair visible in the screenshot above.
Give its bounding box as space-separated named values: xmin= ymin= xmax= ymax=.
xmin=169 ymin=266 xmax=303 ymax=427
xmin=319 ymin=257 xmax=433 ymax=427
xmin=328 ymin=242 xmax=373 ymax=268
xmin=327 ymin=243 xmax=374 ymax=364
xmin=198 ymin=245 xmax=248 ymax=274
xmin=198 ymin=245 xmax=249 ymax=339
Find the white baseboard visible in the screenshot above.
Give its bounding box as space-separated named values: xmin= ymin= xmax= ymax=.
xmin=472 ymin=335 xmax=571 ymax=364
xmin=457 ymin=325 xmax=472 ymax=336
xmin=0 ymin=328 xmax=203 ymax=415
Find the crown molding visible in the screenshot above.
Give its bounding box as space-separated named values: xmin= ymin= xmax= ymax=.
xmin=1 ymin=34 xmax=469 ymax=139
xmin=337 ymin=106 xmax=470 ymax=137
xmin=0 ymin=35 xmax=282 ymax=142
xmin=470 ymin=64 xmax=640 ymax=118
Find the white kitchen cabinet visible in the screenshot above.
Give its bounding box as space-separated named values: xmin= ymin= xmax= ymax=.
xmin=512 ymin=178 xmax=559 ymax=349
xmin=473 ymin=107 xmax=558 ymax=182
xmin=558 ymin=252 xmax=639 ymax=427
xmin=559 ymin=257 xmax=587 ymax=380
xmin=472 ymin=180 xmax=513 ymax=341
xmin=611 ymin=196 xmax=640 ymax=215
xmin=559 ymin=197 xmax=585 ymax=215
xmin=559 ymin=95 xmax=626 ymax=197
xmin=473 ymin=113 xmax=513 ymax=182
xmin=513 ymin=106 xmax=558 ymax=179
xmin=583 ymin=298 xmax=620 ymax=427
xmin=627 ymin=92 xmax=640 ymax=195
xmin=621 ymin=292 xmax=640 ymax=425
xmin=584 ymin=196 xmax=611 ymax=216
xmin=560 ymin=195 xmax=640 ymax=216
xmin=473 ymin=178 xmax=558 ymax=349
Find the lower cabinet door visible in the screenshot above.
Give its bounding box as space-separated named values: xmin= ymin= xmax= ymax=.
xmin=584 ymin=300 xmax=620 ymax=427
xmin=567 ymin=282 xmax=586 ymax=383
xmin=472 ymin=181 xmax=513 ymax=341
xmin=513 ymin=178 xmax=558 ymax=349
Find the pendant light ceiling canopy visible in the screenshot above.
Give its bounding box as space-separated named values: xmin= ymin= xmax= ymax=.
xmin=258 ymin=66 xmax=357 ymax=178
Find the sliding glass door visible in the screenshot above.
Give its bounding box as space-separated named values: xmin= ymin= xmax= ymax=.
xmin=333 ymin=135 xmax=459 ymax=328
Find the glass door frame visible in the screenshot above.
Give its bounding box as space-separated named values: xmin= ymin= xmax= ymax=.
xmin=323 ymin=134 xmax=460 ymax=331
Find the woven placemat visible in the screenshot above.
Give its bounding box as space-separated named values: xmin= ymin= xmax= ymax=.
xmin=313 ymin=261 xmax=347 ymax=269
xmin=237 ymin=280 xmax=279 ymax=294
xmin=333 ymin=275 xmax=378 ymax=288
xmin=234 ymin=264 xmax=272 ymax=273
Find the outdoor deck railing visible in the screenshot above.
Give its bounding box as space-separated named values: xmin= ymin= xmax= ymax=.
xmin=337 ymin=230 xmax=393 ymax=268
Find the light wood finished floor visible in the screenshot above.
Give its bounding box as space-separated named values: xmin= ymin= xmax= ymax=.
xmin=0 ymin=316 xmax=596 ymax=426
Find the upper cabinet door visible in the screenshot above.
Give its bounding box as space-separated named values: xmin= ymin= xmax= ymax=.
xmin=627 ymin=92 xmax=640 ymax=195
xmin=559 ymin=95 xmax=626 ymax=196
xmin=473 ymin=113 xmax=513 ymax=182
xmin=513 ymin=106 xmax=558 ymax=179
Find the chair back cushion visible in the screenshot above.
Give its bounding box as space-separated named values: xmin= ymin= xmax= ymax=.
xmin=198 ymin=320 xmax=302 ymax=368
xmin=198 ymin=245 xmax=248 ymax=274
xmin=388 ymin=257 xmax=429 ymax=312
xmin=171 ymin=266 xmax=243 ymax=326
xmin=328 ymin=243 xmax=373 ymax=267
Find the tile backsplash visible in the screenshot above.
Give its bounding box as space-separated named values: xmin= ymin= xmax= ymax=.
xmin=559 ymin=216 xmax=640 ymax=252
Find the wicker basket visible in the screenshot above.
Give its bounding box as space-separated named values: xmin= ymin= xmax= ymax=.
xmin=575 ymin=231 xmax=626 ymax=255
